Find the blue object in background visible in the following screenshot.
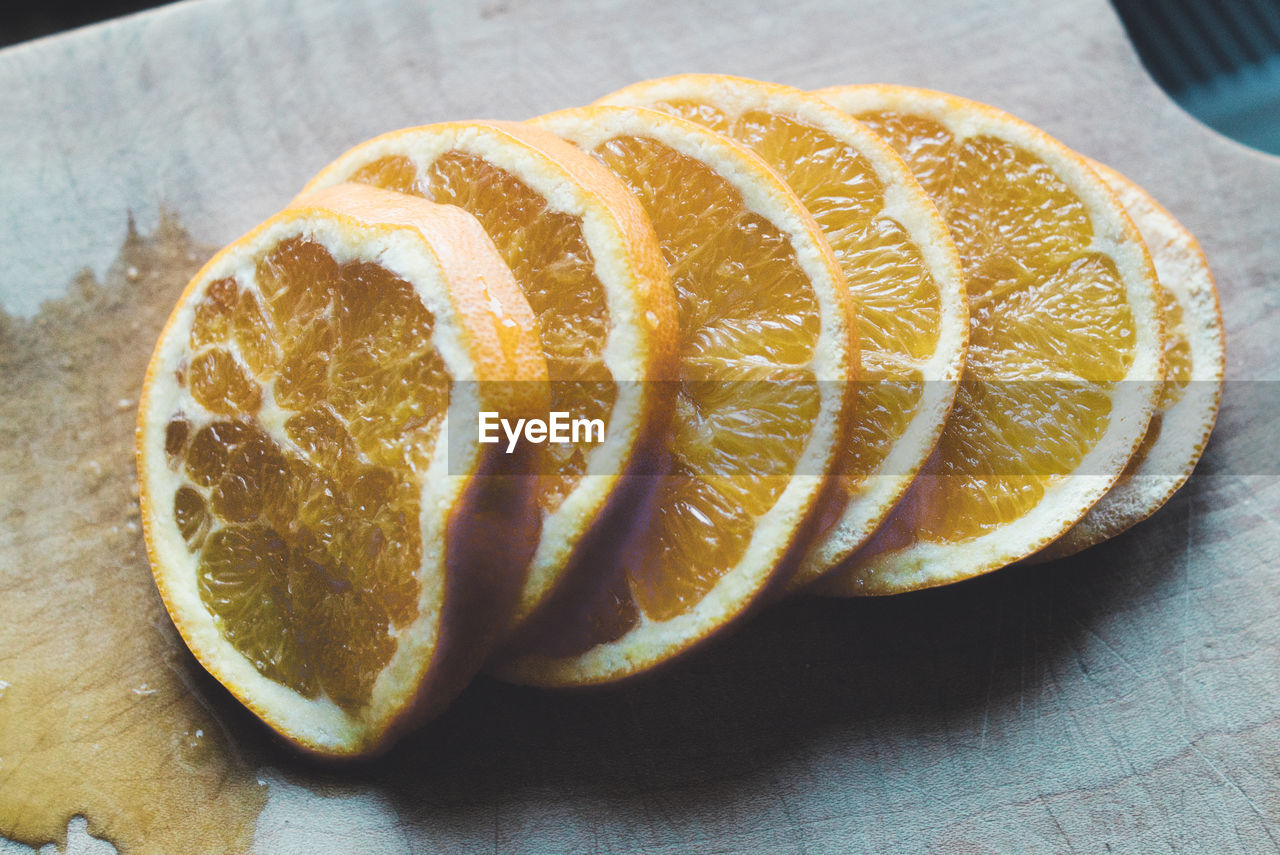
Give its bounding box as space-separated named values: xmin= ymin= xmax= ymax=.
xmin=1112 ymin=0 xmax=1280 ymax=156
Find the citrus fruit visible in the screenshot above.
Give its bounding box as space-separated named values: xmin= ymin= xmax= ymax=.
xmin=496 ymin=105 xmax=858 ymax=685
xmin=1036 ymin=160 xmax=1225 ymax=560
xmin=813 ymin=84 xmax=1165 ymax=595
xmin=137 ymin=183 xmax=547 ymax=756
xmin=598 ymin=74 xmax=968 ymax=588
xmin=300 ymin=120 xmax=678 ymax=632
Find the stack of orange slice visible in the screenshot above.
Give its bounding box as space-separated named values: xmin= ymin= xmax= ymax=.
xmin=137 ymin=74 xmax=1224 ymax=757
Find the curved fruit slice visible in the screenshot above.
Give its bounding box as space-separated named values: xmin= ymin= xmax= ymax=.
xmin=598 ymin=74 xmax=968 ymax=588
xmin=137 ymin=183 xmax=547 ymax=756
xmin=813 ymin=84 xmax=1164 ymax=595
xmin=495 ymin=105 xmax=858 ymax=685
xmin=1036 ymin=160 xmax=1225 ymax=560
xmin=301 ymin=120 xmax=678 ymax=632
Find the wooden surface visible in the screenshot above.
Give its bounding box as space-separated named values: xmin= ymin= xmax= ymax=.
xmin=2 ymin=0 xmax=1279 ymax=852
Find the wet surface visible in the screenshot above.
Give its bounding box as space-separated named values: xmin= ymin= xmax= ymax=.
xmin=0 ymin=216 xmax=269 ymax=853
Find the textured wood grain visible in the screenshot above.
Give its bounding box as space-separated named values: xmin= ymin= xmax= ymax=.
xmin=1 ymin=0 xmax=1278 ymax=852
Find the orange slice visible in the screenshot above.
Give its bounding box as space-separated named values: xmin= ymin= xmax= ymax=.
xmin=598 ymin=74 xmax=968 ymax=587
xmin=814 ymin=85 xmax=1164 ymax=595
xmin=495 ymin=105 xmax=857 ymax=685
xmin=137 ymin=183 xmax=547 ymax=756
xmin=1036 ymin=160 xmax=1225 ymax=559
xmin=301 ymin=121 xmax=677 ymax=632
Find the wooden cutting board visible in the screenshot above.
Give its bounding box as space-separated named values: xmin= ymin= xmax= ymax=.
xmin=2 ymin=0 xmax=1278 ymax=852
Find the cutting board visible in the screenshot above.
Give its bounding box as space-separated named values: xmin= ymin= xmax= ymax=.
xmin=2 ymin=1 xmax=1279 ymax=852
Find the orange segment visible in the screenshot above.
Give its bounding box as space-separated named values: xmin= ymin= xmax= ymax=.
xmin=495 ymin=106 xmax=855 ymax=685
xmin=598 ymin=74 xmax=967 ymax=586
xmin=814 ymin=85 xmax=1163 ymax=595
xmin=1037 ymin=160 xmax=1225 ymax=559
xmin=346 ymin=149 xmax=613 ymax=494
xmin=301 ymin=122 xmax=677 ymax=631
xmin=137 ymin=183 xmax=546 ymax=756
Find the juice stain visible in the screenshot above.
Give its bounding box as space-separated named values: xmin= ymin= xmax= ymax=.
xmin=0 ymin=216 xmax=268 ymax=853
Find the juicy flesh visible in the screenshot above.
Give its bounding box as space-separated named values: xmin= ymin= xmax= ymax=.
xmin=1158 ymin=287 xmax=1193 ymax=409
xmin=857 ymin=112 xmax=1138 ymax=544
xmin=655 ymin=100 xmax=940 ymax=485
xmin=548 ymin=133 xmax=823 ymax=652
xmin=164 ymin=238 xmax=448 ymax=711
xmin=349 ymin=152 xmax=614 ymax=511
